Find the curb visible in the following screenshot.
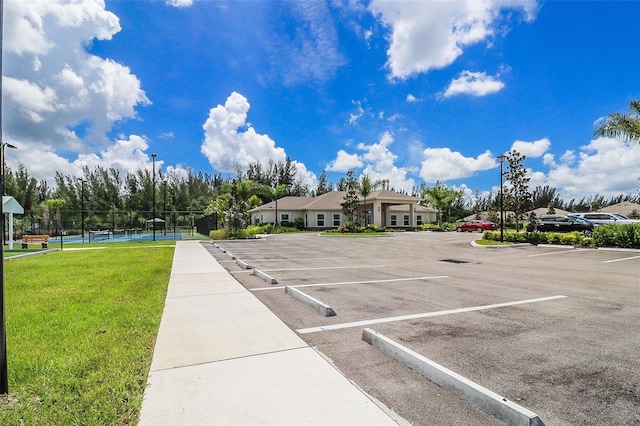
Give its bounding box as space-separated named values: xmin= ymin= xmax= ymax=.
xmin=470 ymin=241 xmax=532 ymax=248
xmin=362 ymin=328 xmax=545 ymax=426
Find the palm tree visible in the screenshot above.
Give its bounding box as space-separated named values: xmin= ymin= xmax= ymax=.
xmin=358 ymin=174 xmax=383 ymax=226
xmin=594 ymin=99 xmax=640 ymax=142
xmin=263 ymin=184 xmax=289 ymax=226
xmin=421 ymin=181 xmax=463 ymax=227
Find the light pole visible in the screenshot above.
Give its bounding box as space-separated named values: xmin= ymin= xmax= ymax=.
xmin=162 ymin=181 xmax=167 ymax=236
xmin=1 ymin=0 xmax=9 ymax=394
xmin=497 ymin=154 xmax=506 ymax=243
xmin=78 ymin=179 xmax=86 ymax=244
xmin=151 ymin=153 xmax=157 ymax=241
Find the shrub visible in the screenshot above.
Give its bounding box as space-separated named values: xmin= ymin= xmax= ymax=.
xmin=343 ymin=221 xmax=357 ymax=232
xmin=360 ymin=224 xmax=386 ymax=233
xmin=210 ymin=228 xmax=230 ymax=240
xmin=593 ymin=223 xmax=640 ymax=248
xmin=419 ymin=223 xmax=444 ymax=232
xmin=294 ymin=217 xmax=306 ymax=230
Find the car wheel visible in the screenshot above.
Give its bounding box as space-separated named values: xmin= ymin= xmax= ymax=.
xmin=477 ymin=227 xmax=484 ymax=233
xmin=583 ymin=230 xmax=592 ymax=237
xmin=456 ymin=227 xmax=463 ymax=232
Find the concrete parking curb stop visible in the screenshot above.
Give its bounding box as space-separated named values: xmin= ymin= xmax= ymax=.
xmin=285 ymin=286 xmax=336 ymax=316
xmin=235 ymin=258 xmax=251 ymax=269
xmin=253 ymin=268 xmax=278 ymax=284
xmin=362 ymin=328 xmax=545 ymax=426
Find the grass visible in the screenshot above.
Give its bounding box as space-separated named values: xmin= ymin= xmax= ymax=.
xmin=473 ymin=239 xmax=513 ymax=246
xmin=0 ymin=242 xmax=174 ymax=424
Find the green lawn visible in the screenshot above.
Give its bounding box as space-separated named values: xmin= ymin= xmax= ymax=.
xmin=0 ymin=242 xmax=174 ymax=424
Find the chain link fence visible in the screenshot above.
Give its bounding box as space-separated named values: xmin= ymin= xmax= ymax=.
xmin=8 ymin=210 xmax=216 ymax=243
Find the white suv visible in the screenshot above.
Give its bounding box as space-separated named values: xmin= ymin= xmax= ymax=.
xmin=574 ymin=212 xmax=640 ymax=226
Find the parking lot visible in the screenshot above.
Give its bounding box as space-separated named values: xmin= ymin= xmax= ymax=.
xmin=204 ymin=232 xmax=639 ymax=425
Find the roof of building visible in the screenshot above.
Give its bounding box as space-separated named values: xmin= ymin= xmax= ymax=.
xmin=598 ymin=202 xmax=640 ymax=216
xmin=249 ymin=190 xmax=435 ymax=213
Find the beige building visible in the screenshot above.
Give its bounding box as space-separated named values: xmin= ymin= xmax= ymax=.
xmin=249 ymin=190 xmax=438 ymax=229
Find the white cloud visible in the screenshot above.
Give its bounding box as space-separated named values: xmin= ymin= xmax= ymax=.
xmin=544 ymin=137 xmax=640 ymax=199
xmin=406 ymin=94 xmax=418 ymax=102
xmin=328 ymin=132 xmax=415 ymax=192
xmin=166 ymin=0 xmax=195 ymax=7
xmin=4 ymin=134 xmax=159 ymax=184
xmin=510 ymin=137 xmax=551 ymax=158
xmin=327 ymin=150 xmax=363 ymax=172
xmin=420 ymin=148 xmax=496 ymax=182
xmin=268 ymin=1 xmax=346 ymax=85
xmin=201 ymin=92 xmax=287 ymax=172
xmin=443 ymin=71 xmax=505 ymax=97
xmin=358 ymin=132 xmax=416 ymax=192
xmin=200 ymin=92 xmax=317 ymax=188
xmin=348 ymin=100 xmax=365 ymax=125
xmin=369 ymin=0 xmax=538 ymax=78
xmin=291 ymin=160 xmax=318 ymax=193
xmin=3 ymin=0 xmax=149 ymax=153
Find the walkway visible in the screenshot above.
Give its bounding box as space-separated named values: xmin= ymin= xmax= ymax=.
xmin=138 ymin=240 xmax=403 ymax=425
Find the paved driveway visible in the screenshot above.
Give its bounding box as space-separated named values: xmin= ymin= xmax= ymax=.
xmin=204 ymin=232 xmax=639 ymax=425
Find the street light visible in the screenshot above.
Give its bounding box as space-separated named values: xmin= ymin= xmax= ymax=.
xmin=78 ymin=179 xmax=86 ymax=244
xmin=497 ymin=154 xmax=506 ymax=243
xmin=151 ymin=153 xmax=157 ymax=241
xmin=1 ymin=142 xmax=16 ymax=196
xmin=162 ymin=181 xmax=167 ymax=236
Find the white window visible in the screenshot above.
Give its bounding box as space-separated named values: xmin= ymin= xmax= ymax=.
xmin=417 ymin=215 xmax=423 ymax=225
xmin=403 ymin=215 xmax=410 ymax=226
xmin=317 ymin=213 xmax=325 ymax=227
xmin=390 ymin=215 xmax=397 ymax=226
xmin=333 ymin=213 xmax=341 ymax=226
xmin=281 ymin=213 xmax=289 ymax=223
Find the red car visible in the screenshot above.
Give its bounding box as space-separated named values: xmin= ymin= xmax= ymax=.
xmin=456 ymin=220 xmax=498 ymax=233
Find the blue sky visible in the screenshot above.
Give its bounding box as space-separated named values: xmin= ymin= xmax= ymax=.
xmin=3 ymin=0 xmax=640 ymax=201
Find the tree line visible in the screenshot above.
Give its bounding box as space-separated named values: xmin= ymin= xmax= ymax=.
xmin=4 ymin=149 xmax=638 ymax=235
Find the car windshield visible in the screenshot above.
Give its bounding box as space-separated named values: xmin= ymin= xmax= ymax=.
xmin=568 ymin=215 xmax=588 ymax=223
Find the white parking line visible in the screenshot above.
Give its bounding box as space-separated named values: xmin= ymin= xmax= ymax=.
xmin=259 ymin=265 xmax=387 ymax=272
xmin=251 ymin=275 xmax=449 ymax=291
xmin=296 ymin=295 xmax=568 ymax=334
xmin=526 ymin=249 xmax=590 ymax=257
xmin=604 ymin=255 xmax=640 ymax=263
xmin=241 ymin=257 xmax=343 ymax=262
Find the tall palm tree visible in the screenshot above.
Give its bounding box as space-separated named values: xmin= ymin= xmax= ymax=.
xmin=358 ymin=174 xmax=383 ymax=226
xmin=594 ymin=99 xmax=640 ymax=142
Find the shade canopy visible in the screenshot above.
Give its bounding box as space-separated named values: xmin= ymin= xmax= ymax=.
xmin=2 ymin=196 xmax=24 ymax=215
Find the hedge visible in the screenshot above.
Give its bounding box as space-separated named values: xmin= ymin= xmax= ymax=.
xmin=483 ymin=223 xmax=640 ymax=248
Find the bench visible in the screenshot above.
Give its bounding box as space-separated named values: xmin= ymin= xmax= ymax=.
xmin=22 ymin=234 xmax=49 ymax=249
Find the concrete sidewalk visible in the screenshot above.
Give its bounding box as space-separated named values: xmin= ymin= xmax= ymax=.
xmin=139 ymin=240 xmax=403 ymax=425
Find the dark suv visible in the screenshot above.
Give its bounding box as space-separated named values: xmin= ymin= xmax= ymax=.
xmin=534 ymin=214 xmax=594 ymax=236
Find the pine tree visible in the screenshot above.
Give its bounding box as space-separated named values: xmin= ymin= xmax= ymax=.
xmin=341 ymin=170 xmax=359 ymax=231
xmin=503 ymin=150 xmax=533 ymax=230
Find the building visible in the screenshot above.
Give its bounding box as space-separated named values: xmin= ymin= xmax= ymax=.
xmin=248 ymin=190 xmax=438 ymax=229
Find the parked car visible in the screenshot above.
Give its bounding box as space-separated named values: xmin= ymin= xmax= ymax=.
xmin=456 ymin=220 xmax=498 ymax=233
xmin=573 ymin=212 xmax=640 ymax=226
xmin=534 ymin=214 xmax=594 ymax=236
